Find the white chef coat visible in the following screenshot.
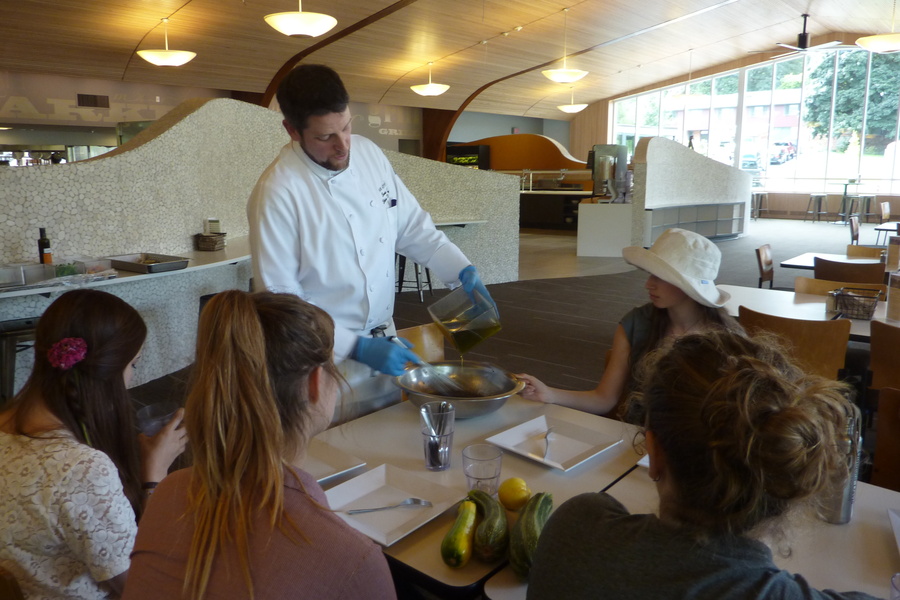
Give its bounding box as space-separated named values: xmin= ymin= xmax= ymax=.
xmin=247 ymin=135 xmax=470 ymax=361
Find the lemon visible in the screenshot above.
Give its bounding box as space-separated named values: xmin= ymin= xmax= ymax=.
xmin=498 ymin=477 xmax=531 ymax=511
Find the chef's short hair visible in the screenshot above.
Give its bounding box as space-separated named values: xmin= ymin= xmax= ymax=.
xmin=277 ymin=64 xmax=350 ymax=132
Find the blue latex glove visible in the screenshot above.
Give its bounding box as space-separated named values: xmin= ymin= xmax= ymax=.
xmin=459 ymin=265 xmax=498 ymax=314
xmin=351 ymin=336 xmax=421 ymax=376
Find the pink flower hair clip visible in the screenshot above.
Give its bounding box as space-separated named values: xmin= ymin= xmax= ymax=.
xmin=47 ymin=337 xmax=88 ymax=370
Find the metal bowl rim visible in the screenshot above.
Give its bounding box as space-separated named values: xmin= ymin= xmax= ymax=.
xmin=393 ymin=360 xmax=524 ymax=401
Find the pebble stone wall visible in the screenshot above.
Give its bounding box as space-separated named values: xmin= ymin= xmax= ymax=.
xmin=0 ymin=98 xmax=519 ymax=394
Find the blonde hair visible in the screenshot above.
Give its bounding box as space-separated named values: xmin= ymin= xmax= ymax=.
xmin=182 ymin=290 xmax=338 ymax=599
xmin=633 ymin=329 xmax=853 ymax=537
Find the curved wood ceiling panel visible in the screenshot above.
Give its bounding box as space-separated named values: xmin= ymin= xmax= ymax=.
xmin=0 ymin=0 xmax=890 ymax=120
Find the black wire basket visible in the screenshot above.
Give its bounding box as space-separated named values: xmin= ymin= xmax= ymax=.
xmin=835 ymin=287 xmax=882 ymax=320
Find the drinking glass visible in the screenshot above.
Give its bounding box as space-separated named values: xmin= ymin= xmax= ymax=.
xmin=462 ymin=443 xmax=503 ymax=495
xmin=420 ymin=401 xmax=455 ymax=471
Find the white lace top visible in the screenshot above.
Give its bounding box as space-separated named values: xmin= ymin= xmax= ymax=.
xmin=0 ymin=430 xmax=137 ymax=600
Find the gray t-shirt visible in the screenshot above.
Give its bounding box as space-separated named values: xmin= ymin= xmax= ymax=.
xmin=620 ymin=303 xmax=655 ymax=367
xmin=527 ymin=492 xmax=882 ymax=600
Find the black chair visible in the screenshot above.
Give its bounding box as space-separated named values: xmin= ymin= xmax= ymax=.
xmin=0 ymin=317 xmax=39 ymax=406
xmin=396 ymin=254 xmax=433 ymax=302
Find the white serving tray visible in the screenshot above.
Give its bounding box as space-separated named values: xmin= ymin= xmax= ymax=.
xmin=486 ymin=414 xmax=623 ymax=472
xmin=325 ymin=464 xmax=462 ymax=546
xmin=304 ymin=437 xmax=366 ymax=485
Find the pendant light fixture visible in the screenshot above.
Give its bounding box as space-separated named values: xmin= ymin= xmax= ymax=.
xmin=542 ymin=9 xmax=588 ymax=84
xmin=137 ymin=18 xmax=196 ymax=67
xmin=558 ymin=87 xmax=587 ymax=113
xmin=265 ymin=0 xmax=337 ymax=37
xmin=410 ymin=62 xmax=450 ymax=96
xmin=857 ymin=0 xmax=900 ymax=53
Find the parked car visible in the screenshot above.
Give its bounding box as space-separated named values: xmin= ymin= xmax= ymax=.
xmin=770 ymin=141 xmax=796 ymax=164
xmin=740 ymin=154 xmax=765 ymax=188
xmin=741 ymin=154 xmax=761 ymax=170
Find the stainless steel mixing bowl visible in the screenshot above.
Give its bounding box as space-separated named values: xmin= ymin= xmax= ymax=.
xmin=394 ymin=361 xmax=524 ymax=419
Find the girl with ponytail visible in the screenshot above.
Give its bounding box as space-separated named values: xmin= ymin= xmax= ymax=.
xmin=124 ymin=291 xmax=396 ymax=600
xmin=0 ymin=289 xmax=187 ymax=599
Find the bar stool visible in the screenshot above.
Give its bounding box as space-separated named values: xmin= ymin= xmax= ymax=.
xmin=0 ymin=317 xmax=39 ymax=406
xmin=839 ymin=194 xmax=860 ymax=224
xmin=396 ymin=254 xmax=433 ymax=302
xmin=751 ymin=192 xmax=768 ymax=220
xmin=859 ymin=194 xmax=878 ymax=223
xmin=805 ymin=193 xmax=827 ymax=222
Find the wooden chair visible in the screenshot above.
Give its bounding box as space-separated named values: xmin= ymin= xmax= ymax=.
xmin=396 ymin=323 xmax=445 ymax=363
xmin=870 ymin=321 xmax=900 ymax=392
xmin=845 ymin=244 xmax=884 ymax=259
xmin=755 ymin=244 xmax=774 ymax=288
xmin=813 ymin=257 xmax=885 ymax=284
xmin=793 ymin=276 xmax=886 ymax=297
xmin=0 ymin=565 xmax=25 ymax=600
xmin=871 ymin=387 xmax=900 ymax=492
xmin=738 ymin=306 xmax=850 ymax=380
xmin=849 ymin=215 xmax=860 ymax=245
xmin=880 ymin=200 xmax=891 ymax=224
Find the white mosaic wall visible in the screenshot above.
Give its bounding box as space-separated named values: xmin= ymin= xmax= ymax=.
xmin=1 ymin=262 xmax=251 ymax=393
xmin=0 ymin=98 xmax=519 ymax=393
xmin=385 ymin=150 xmax=519 ymax=288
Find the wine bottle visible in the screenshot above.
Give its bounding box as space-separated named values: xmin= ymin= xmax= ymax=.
xmin=38 ymin=227 xmax=53 ymax=264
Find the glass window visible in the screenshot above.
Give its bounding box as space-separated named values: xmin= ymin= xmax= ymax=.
xmin=765 ymin=58 xmax=804 ymax=190
xmin=611 ymin=48 xmax=900 ymax=193
xmin=686 ymin=80 xmax=712 ymax=156
xmin=710 ymin=73 xmax=738 ymax=165
xmin=615 ymin=97 xmax=636 ymax=126
xmin=742 ymin=65 xmax=772 ymax=187
xmin=661 ymin=86 xmax=686 ymax=143
xmin=636 ymin=92 xmax=660 ymax=139
xmin=862 ymin=52 xmax=900 ymax=193
xmin=827 ymin=50 xmax=867 ymax=181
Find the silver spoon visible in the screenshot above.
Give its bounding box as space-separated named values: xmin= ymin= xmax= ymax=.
xmin=543 ymin=426 xmax=554 ymax=460
xmin=345 ymin=497 xmax=433 ymax=515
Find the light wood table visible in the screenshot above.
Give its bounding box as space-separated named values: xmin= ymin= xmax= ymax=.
xmin=484 ymin=466 xmax=900 ymax=599
xmin=780 ymin=252 xmax=887 ymax=272
xmin=313 ymin=397 xmax=641 ymax=598
xmin=719 ymin=284 xmax=898 ymax=342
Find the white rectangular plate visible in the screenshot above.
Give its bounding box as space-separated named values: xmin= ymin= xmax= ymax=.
xmin=305 ymin=437 xmax=366 ymax=485
xmin=888 ymin=509 xmax=900 ymax=559
xmin=486 ymin=415 xmax=623 ymax=472
xmin=325 ymin=464 xmax=462 ymax=546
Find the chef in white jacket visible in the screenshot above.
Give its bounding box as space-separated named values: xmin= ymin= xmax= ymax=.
xmin=248 ymin=64 xmax=495 ymax=419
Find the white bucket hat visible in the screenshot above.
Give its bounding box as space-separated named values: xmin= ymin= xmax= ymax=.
xmin=622 ymin=228 xmax=730 ymax=308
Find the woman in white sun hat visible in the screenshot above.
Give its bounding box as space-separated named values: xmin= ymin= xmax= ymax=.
xmin=518 ymin=228 xmax=742 ymax=422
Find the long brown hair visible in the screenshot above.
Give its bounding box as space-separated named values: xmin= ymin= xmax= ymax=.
xmin=638 ymin=304 xmax=741 ymax=361
xmin=11 ymin=289 xmax=147 ymax=516
xmin=635 ymin=330 xmax=853 ymax=538
xmin=183 ymin=290 xmax=339 ymax=600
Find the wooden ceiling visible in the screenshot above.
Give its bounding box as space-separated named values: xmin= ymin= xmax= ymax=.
xmin=0 ymin=0 xmax=890 ymax=121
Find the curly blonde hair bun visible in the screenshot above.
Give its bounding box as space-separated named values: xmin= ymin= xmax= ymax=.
xmin=637 ymin=329 xmax=854 ymax=537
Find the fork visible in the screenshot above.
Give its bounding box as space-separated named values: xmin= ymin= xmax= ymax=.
xmin=543 ymin=426 xmax=554 ymax=460
xmin=345 ymin=497 xmax=432 ymax=515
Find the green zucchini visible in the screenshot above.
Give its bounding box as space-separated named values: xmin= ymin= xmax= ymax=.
xmin=441 ymin=500 xmax=477 ymax=568
xmin=508 ymin=492 xmax=553 ymax=581
xmin=467 ymin=489 xmax=509 ymax=562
